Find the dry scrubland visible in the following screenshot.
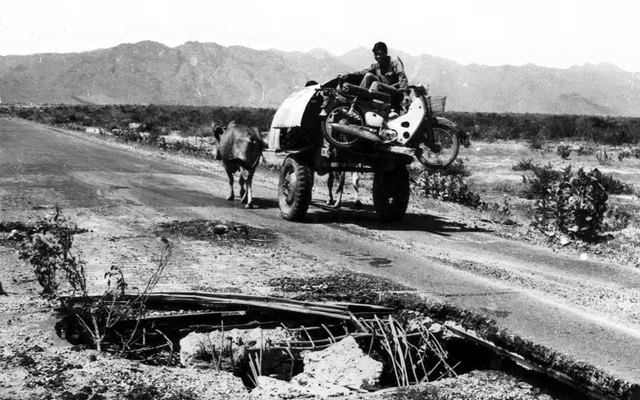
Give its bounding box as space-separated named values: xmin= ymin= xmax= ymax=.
xmin=459 ymin=139 xmax=640 ymax=267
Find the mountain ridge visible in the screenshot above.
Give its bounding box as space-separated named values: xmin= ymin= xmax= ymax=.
xmin=1 ymin=40 xmax=639 ymax=117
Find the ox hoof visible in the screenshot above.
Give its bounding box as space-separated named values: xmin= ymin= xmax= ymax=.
xmin=226 ymin=195 xmax=234 ymax=201
xmin=245 ymin=203 xmax=254 ymax=209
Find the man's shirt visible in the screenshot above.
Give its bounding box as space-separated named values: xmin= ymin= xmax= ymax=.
xmin=361 ymin=56 xmax=408 ymax=88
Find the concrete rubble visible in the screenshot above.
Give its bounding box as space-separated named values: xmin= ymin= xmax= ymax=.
xmin=251 ymin=335 xmax=383 ymax=398
xmin=180 ymin=327 xmax=293 ymax=376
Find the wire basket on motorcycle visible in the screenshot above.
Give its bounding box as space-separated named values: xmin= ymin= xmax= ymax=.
xmin=426 ymin=96 xmax=447 ymax=115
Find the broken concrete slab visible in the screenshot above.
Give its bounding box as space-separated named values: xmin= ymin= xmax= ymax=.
xmin=180 ymin=327 xmax=292 ymax=375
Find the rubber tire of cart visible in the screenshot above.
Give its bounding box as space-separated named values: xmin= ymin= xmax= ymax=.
xmin=372 ymin=162 xmax=410 ymax=221
xmin=278 ymin=155 xmax=314 ymax=221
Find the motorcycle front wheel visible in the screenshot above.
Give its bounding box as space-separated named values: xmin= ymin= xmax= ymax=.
xmin=416 ymin=123 xmax=460 ymax=169
xmin=321 ymin=104 xmax=363 ymax=149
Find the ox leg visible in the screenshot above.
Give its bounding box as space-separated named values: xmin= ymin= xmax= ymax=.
xmin=239 ymin=175 xmax=246 ymax=202
xmin=239 ymin=175 xmax=247 ymax=203
xmin=327 ymin=173 xmax=335 ymax=205
xmin=352 ymin=172 xmax=362 ymax=209
xmin=225 ymin=170 xmax=235 ymax=201
xmin=242 ymin=171 xmax=254 ymax=209
xmin=334 ymin=172 xmax=346 ymax=208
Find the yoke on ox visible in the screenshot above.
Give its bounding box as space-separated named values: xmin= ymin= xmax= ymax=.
xmin=212 ymin=121 xmax=264 ymax=209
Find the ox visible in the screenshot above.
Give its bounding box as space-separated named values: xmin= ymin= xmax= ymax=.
xmin=327 ymin=171 xmax=362 ymax=209
xmin=212 ymin=121 xmax=265 ymax=209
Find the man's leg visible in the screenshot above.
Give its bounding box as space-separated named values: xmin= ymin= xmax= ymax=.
xmin=370 ymin=81 xmax=402 ymax=104
xmin=359 ymin=73 xmax=379 ymax=89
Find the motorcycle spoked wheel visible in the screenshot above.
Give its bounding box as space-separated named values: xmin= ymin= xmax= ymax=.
xmin=321 ymin=104 xmax=364 ymax=149
xmin=416 ymin=123 xmax=460 ymax=169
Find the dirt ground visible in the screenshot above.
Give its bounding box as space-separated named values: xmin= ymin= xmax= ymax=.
xmin=1 ymin=119 xmax=639 ymax=399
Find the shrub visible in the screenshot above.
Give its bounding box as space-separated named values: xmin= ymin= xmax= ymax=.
xmin=520 ymin=162 xmax=564 ymax=200
xmin=556 ymin=145 xmax=571 ymax=159
xmin=412 ymin=170 xmax=482 ymax=208
xmin=18 ymin=206 xmax=88 ymax=298
xmin=528 ymin=135 xmax=545 ymax=150
xmin=532 ymin=167 xmax=609 ymax=241
xmin=598 ymin=174 xmax=634 ymax=195
xmin=512 ymin=158 xmax=536 ymax=172
xmin=595 ymin=148 xmax=612 ymax=165
xmin=618 ymin=147 xmax=640 ymax=161
xmin=437 ymin=159 xmax=471 ymax=177
xmin=602 ymin=206 xmax=630 ymax=231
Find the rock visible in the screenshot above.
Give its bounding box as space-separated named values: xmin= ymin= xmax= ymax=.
xmin=428 ymin=323 xmax=443 ymax=334
xmin=294 ymin=335 xmax=383 ymax=390
xmin=252 ymin=336 xmax=383 ymax=399
xmin=7 ymin=229 xmax=22 ymax=240
xmin=559 ymin=235 xmax=572 ymax=246
xmin=214 ymin=224 xmax=229 ymax=234
xmin=252 ymin=376 xmax=312 ymax=399
xmin=180 ymin=327 xmax=292 ymax=375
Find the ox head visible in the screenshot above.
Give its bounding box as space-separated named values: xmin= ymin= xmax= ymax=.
xmin=211 ymin=123 xmax=225 ymax=160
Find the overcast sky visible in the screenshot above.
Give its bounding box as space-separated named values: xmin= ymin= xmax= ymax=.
xmin=1 ymin=0 xmax=638 ymax=72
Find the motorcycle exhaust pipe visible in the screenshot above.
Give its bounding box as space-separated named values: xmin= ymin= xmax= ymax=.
xmin=329 ymin=123 xmax=383 ymax=143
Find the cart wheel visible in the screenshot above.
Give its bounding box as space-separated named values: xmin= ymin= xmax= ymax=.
xmin=279 ymin=156 xmax=314 ymax=221
xmin=321 ymin=104 xmax=363 ymax=149
xmin=373 ymin=163 xmax=410 ymax=221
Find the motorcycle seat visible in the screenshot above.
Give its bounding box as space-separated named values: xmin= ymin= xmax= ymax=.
xmin=341 ymin=82 xmax=391 ymax=103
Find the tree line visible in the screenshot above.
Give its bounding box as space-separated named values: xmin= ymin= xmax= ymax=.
xmin=2 ymin=104 xmax=639 ymax=145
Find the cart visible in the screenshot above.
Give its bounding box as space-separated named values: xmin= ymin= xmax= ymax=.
xmin=268 ymin=83 xmax=414 ymax=222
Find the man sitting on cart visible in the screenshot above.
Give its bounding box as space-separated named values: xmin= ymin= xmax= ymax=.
xmin=341 ymin=41 xmax=408 ymax=106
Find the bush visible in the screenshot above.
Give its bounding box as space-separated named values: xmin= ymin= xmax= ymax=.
xmin=519 ymin=162 xmax=564 ymax=200
xmin=512 ymin=158 xmax=536 ymax=172
xmin=18 ymin=207 xmax=88 ymax=298
xmin=618 ymin=147 xmax=640 ymax=161
xmin=532 ymin=167 xmax=609 ymax=241
xmin=412 ymin=170 xmax=482 ymax=208
xmin=602 ymin=206 xmax=630 ymax=231
xmin=556 ymin=145 xmax=571 ymax=159
xmin=598 ymin=173 xmax=634 ymax=195
xmin=595 ymin=148 xmax=612 ymax=165
xmin=528 ymin=135 xmax=545 ymax=150
xmin=435 ymin=159 xmax=471 ymax=177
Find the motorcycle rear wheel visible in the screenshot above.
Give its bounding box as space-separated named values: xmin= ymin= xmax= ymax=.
xmin=321 ymin=104 xmax=363 ymax=149
xmin=417 ymin=123 xmax=460 ymax=169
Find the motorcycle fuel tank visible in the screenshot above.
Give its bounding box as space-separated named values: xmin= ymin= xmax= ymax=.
xmin=364 ymin=111 xmax=384 ymax=127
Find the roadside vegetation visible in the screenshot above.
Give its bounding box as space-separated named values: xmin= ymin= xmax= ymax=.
xmin=12 ymin=206 xmax=173 ymax=356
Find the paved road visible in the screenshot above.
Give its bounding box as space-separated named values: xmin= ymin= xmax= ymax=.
xmin=2 ymin=117 xmax=640 ymax=389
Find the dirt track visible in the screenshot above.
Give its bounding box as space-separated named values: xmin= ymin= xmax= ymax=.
xmin=2 ymin=117 xmax=640 ymax=396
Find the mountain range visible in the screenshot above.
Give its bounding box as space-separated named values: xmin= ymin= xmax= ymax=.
xmin=1 ymin=40 xmax=639 ymax=117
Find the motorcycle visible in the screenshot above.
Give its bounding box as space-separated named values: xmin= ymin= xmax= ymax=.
xmin=318 ymin=75 xmax=461 ymax=169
